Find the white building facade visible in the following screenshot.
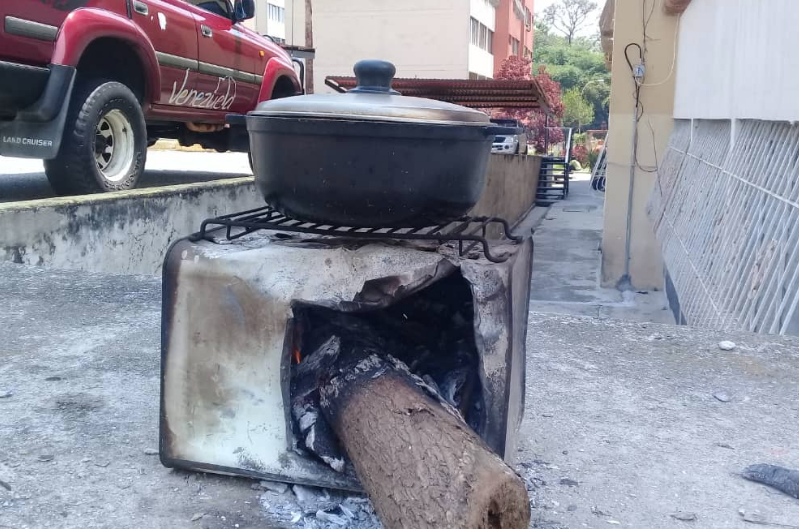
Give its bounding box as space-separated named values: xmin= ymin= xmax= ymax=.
xmin=246 ymin=0 xmax=287 ymax=43
xmin=283 ymin=0 xmax=499 ymax=92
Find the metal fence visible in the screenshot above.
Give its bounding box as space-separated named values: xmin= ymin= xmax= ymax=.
xmin=648 ymin=119 xmax=799 ymax=335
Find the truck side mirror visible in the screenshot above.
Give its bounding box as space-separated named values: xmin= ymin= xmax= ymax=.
xmin=234 ymin=0 xmax=255 ymax=21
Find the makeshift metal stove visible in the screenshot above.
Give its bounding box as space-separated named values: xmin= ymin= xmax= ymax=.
xmin=159 ymin=206 xmax=533 ymax=491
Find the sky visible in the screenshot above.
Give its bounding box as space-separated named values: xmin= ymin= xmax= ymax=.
xmin=534 ymin=0 xmax=603 ymax=38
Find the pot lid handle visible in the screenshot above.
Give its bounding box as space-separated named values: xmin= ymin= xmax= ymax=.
xmin=349 ymin=60 xmax=401 ymax=95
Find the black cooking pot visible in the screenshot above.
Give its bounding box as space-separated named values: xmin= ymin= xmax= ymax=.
xmin=246 ymin=60 xmax=520 ymax=227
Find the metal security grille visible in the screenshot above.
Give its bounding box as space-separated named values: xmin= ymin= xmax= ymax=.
xmin=648 ymin=119 xmax=799 ymax=335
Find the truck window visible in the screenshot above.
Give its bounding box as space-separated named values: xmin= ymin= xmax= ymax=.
xmin=188 ymin=0 xmax=232 ymax=18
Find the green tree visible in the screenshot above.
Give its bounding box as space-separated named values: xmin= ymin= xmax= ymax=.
xmin=534 ymin=18 xmax=609 ymax=130
xmin=543 ymin=0 xmax=598 ymax=45
xmin=562 ymin=88 xmax=594 ymax=132
xmin=581 ymin=79 xmax=610 ymax=129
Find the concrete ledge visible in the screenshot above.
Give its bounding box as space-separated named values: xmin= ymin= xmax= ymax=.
xmin=1 ymin=155 xmax=542 ymax=276
xmin=0 ymin=177 xmax=262 ymax=275
xmin=472 ymin=154 xmax=542 ymax=238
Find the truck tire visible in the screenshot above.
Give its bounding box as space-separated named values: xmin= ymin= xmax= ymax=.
xmin=45 ymin=79 xmax=146 ymax=195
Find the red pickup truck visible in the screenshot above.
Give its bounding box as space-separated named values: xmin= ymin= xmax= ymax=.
xmin=0 ymin=0 xmax=301 ymax=194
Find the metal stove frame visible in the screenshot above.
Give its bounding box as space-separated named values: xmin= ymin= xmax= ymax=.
xmin=192 ymin=205 xmax=523 ymax=263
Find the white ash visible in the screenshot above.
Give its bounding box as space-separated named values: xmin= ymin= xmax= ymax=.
xmin=259 ymin=483 xmax=383 ymax=529
xmin=298 ymin=408 xmax=318 ymax=432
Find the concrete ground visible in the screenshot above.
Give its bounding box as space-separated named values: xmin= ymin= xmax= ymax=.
xmin=0 ymin=150 xmax=250 ymax=203
xmin=530 ymin=174 xmax=674 ymax=325
xmin=1 ymin=174 xmax=798 ymax=529
xmin=2 ymin=263 xmax=798 ymax=529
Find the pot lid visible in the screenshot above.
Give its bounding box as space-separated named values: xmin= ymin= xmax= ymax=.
xmin=250 ymin=60 xmax=492 ymax=126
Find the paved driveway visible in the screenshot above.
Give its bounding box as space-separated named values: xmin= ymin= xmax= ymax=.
xmin=0 ymin=150 xmax=251 ymax=203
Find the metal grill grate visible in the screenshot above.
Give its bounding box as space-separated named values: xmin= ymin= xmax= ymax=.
xmin=649 ymin=119 xmax=799 ymax=335
xmin=193 ymin=206 xmax=524 ymax=263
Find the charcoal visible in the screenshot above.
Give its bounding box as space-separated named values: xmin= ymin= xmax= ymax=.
xmin=292 ymin=336 xmax=341 ymax=401
xmin=292 ymin=403 xmax=345 ymax=472
xmin=289 ymin=273 xmax=485 ymax=476
xmin=422 ymin=375 xmax=442 ymax=396
xmin=439 ymin=367 xmax=470 ymax=407
xmin=297 ymin=406 xmax=318 ymax=433
xmin=304 ymin=414 xmax=345 ymax=473
xmin=742 ymin=463 xmax=799 ymax=499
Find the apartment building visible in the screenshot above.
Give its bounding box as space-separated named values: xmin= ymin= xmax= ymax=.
xmin=283 ymin=0 xmax=501 ymax=92
xmin=243 ymin=0 xmax=286 ymax=43
xmin=493 ymin=0 xmax=535 ymax=75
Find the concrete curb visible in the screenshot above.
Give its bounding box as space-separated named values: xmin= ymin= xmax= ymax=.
xmin=0 ymin=177 xmax=263 ymax=275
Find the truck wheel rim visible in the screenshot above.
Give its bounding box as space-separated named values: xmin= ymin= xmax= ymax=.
xmin=95 ymin=110 xmax=134 ymax=183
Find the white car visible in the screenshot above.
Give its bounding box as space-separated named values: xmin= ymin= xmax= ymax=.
xmin=491 ymin=119 xmax=528 ymax=155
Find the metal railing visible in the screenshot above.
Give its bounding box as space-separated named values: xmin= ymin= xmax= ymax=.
xmin=648 ymin=119 xmax=799 ymax=335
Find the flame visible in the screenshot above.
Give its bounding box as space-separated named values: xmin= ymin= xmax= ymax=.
xmin=293 ymin=346 xmax=302 ymax=364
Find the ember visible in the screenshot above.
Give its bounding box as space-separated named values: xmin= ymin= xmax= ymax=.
xmin=290 ymin=273 xmax=483 ymax=473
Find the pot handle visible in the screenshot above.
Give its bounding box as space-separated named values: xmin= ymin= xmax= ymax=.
xmin=349 ymin=60 xmax=401 ymax=95
xmin=485 ymin=126 xmax=524 ymax=136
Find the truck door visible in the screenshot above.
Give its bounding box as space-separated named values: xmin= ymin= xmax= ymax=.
xmin=183 ymin=0 xmax=259 ymax=115
xmin=128 ymin=0 xmax=200 ymax=107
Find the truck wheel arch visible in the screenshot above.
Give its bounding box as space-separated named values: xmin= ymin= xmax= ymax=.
xmin=258 ymin=56 xmax=302 ymax=103
xmin=52 ymin=8 xmax=160 ymax=105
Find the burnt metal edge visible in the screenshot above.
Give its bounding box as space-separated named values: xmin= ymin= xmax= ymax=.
xmin=159 ymin=236 xmax=191 ymax=467
xmin=280 ymin=317 xmax=296 ymax=451
xmin=505 ymin=235 xmax=534 ymax=437
xmin=157 ymin=456 xmax=363 ymax=493
xmin=519 ymin=235 xmax=534 ymax=425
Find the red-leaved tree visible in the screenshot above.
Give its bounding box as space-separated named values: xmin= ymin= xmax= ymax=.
xmin=492 ymin=57 xmax=564 ymax=153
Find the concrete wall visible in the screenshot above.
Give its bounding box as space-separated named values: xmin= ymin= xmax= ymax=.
xmin=284 ymin=0 xmax=306 ymax=47
xmin=308 ymin=0 xmax=472 ymax=92
xmin=674 ymin=0 xmax=799 ymax=121
xmin=0 ymin=157 xmax=539 ymax=277
xmin=0 ymin=178 xmax=263 ymax=276
xmin=472 ymin=154 xmax=541 ymax=238
xmin=600 ymin=0 xmax=677 ymax=289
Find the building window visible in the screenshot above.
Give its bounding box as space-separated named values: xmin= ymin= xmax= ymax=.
xmin=524 ymin=46 xmax=531 ymax=58
xmin=511 ymin=37 xmax=520 ymax=56
xmin=268 ymin=3 xmax=285 ymax=23
xmin=524 ymin=7 xmax=532 ymax=29
xmin=470 ymin=17 xmax=493 ymax=54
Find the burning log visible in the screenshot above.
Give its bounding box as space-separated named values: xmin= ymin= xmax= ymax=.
xmin=319 ymin=354 xmax=531 ymax=529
